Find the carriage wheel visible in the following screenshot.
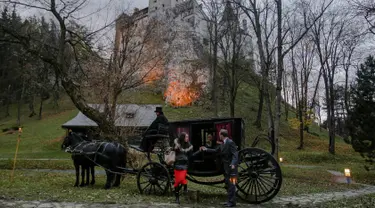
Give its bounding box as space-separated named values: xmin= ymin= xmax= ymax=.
xmin=251 ymin=134 xmax=275 ymax=155
xmin=137 ymin=162 xmax=171 ymax=196
xmin=236 ymin=147 xmax=282 ymax=204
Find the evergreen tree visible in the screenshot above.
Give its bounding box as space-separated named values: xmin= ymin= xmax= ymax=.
xmin=348 ymin=56 xmax=375 ymax=168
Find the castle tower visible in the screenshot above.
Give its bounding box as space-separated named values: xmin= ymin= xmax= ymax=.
xmin=148 ymin=0 xmax=172 ymax=13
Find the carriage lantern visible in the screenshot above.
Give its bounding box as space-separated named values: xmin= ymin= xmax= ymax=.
xmin=229 ymin=168 xmax=237 ymax=185
xmin=229 ymin=174 xmax=237 ymax=185
xmin=344 ymin=168 xmax=351 ymax=177
xmin=279 ymin=157 xmax=283 ymax=163
xmin=344 ymin=168 xmax=351 ymax=184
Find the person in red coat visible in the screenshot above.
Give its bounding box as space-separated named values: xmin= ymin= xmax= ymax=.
xmin=173 ymin=132 xmax=193 ymax=204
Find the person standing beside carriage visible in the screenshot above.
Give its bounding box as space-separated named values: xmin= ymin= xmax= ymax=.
xmin=200 ymin=129 xmax=238 ymax=207
xmin=173 ymin=132 xmax=193 ymax=204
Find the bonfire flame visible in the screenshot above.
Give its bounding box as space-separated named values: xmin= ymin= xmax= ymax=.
xmin=164 ymin=81 xmax=201 ymax=107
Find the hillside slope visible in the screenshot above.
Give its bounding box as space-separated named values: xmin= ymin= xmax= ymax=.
xmin=0 ymin=83 xmax=360 ymax=163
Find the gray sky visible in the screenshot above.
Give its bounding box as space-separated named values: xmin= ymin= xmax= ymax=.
xmin=15 ymin=0 xmax=148 ymax=29
xmin=4 ymin=0 xmax=149 ymax=48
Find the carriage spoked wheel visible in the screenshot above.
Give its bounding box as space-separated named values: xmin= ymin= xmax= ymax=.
xmin=137 ymin=162 xmax=171 ymax=196
xmin=236 ymin=147 xmax=282 ymax=204
xmin=251 ymin=134 xmax=275 ymax=155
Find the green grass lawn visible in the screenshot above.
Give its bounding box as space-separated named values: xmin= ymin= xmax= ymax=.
xmin=312 ymin=193 xmax=375 ymax=208
xmin=0 ymin=109 xmax=77 ymax=159
xmin=0 ymin=166 xmax=363 ymax=205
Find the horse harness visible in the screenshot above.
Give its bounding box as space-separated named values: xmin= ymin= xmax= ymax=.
xmin=67 ymin=141 xmax=126 ymax=175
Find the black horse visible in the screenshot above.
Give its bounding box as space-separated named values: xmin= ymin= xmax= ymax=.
xmin=63 ymin=133 xmax=96 ymax=187
xmin=62 ymin=132 xmax=127 ymax=189
xmin=71 ymin=150 xmax=96 ymax=187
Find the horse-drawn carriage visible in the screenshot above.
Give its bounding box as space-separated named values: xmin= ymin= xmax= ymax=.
xmin=62 ymin=117 xmax=282 ymax=204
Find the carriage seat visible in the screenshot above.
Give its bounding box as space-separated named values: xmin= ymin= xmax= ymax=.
xmin=144 ymin=123 xmax=170 ymax=139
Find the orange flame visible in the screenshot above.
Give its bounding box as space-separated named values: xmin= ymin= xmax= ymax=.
xmin=164 ymin=81 xmax=201 ymax=107
xmin=144 ymin=69 xmax=162 ymax=84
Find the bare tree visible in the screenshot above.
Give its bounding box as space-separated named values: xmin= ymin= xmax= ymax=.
xmin=0 ymin=0 xmax=175 ymax=145
xmin=351 ymin=0 xmax=375 ymax=35
xmin=217 ymin=1 xmax=250 ymax=117
xmin=273 ymin=0 xmax=334 ymax=157
xmin=201 ymin=0 xmax=225 ymax=117
xmin=237 ymin=0 xmax=333 ymax=157
xmin=289 ymin=35 xmax=316 ymax=149
xmin=311 ymin=8 xmax=350 ymax=154
xmin=237 ymin=0 xmax=278 ymax=129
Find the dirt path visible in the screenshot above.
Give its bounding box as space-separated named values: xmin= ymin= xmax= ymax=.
xmin=1 ymin=184 xmax=375 ymax=208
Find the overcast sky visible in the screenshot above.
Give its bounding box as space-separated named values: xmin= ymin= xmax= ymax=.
xmin=15 ymin=0 xmax=148 ymax=29
xmin=1 ymin=0 xmax=149 ymax=47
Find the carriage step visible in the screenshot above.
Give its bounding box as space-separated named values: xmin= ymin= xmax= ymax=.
xmin=129 ymin=145 xmax=146 ymax=152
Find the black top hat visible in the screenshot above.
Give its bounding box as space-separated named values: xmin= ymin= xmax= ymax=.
xmin=154 ymin=107 xmax=163 ymax=113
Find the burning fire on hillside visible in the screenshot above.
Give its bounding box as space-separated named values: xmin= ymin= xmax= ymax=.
xmin=164 ymin=81 xmax=201 ymax=107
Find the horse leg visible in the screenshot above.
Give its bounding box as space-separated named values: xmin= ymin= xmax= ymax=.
xmin=80 ymin=165 xmax=85 ymax=187
xmin=113 ymin=154 xmax=126 ymax=187
xmin=104 ymin=170 xmax=114 ymax=189
xmin=113 ymin=173 xmax=121 ymax=187
xmin=85 ymin=165 xmax=90 ymax=186
xmin=146 ymin=152 xmax=151 ymax=162
xmin=74 ymin=162 xmax=79 ymax=187
xmin=90 ymin=165 xmax=96 ymax=185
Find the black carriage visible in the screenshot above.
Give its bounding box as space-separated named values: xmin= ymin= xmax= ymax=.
xmin=133 ymin=117 xmax=282 ymax=204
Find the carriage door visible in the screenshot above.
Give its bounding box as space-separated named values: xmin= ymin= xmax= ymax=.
xmin=214 ymin=120 xmax=234 ymax=143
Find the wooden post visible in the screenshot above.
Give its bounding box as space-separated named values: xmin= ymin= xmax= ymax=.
xmin=10 ymin=127 xmax=22 ymax=182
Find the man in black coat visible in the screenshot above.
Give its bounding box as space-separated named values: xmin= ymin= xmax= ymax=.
xmin=200 ymin=129 xmax=238 ymax=207
xmin=139 ymin=107 xmax=169 ymax=152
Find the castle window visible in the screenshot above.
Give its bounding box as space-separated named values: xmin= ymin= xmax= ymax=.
xmin=155 ymin=6 xmax=158 ymax=10
xmin=125 ymin=113 xmax=135 ymax=118
xmin=154 ymin=0 xmax=157 ymax=2
xmin=162 ymin=4 xmax=164 ymax=7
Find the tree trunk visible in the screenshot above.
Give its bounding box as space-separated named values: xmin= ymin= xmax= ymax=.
xmin=4 ymin=85 xmax=11 ymax=117
xmin=53 ymin=15 xmax=123 ymax=145
xmin=303 ymin=74 xmax=309 ymax=132
xmin=274 ymin=0 xmax=283 ymax=158
xmin=298 ymin=102 xmax=304 ymax=149
xmin=4 ymin=99 xmax=10 ymax=117
xmin=17 ymin=78 xmax=26 ymax=127
xmin=52 ymin=89 xmax=60 ymax=108
xmin=265 ymin=87 xmax=274 ymax=137
xmin=38 ymin=98 xmax=44 ymax=120
xmin=28 ymin=95 xmax=36 ymax=117
xmin=230 ymin=96 xmax=235 ymax=117
xmin=328 ymin=77 xmax=335 ymax=154
xmin=254 ymin=86 xmax=264 ymax=128
xmin=283 ymin=72 xmax=289 ymax=121
xmin=251 ymin=3 xmax=268 ymax=130
xmin=230 ymin=62 xmax=236 ymax=117
xmin=212 ymin=23 xmax=219 ymax=117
